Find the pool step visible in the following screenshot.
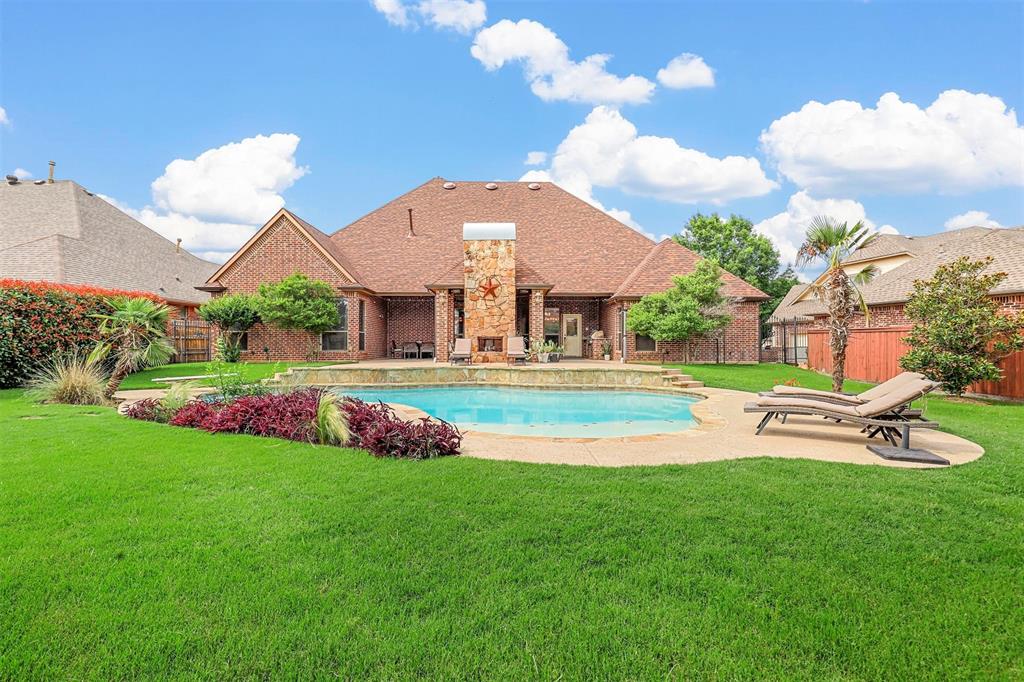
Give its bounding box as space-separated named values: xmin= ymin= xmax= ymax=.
xmin=664 ymin=372 xmax=704 ymax=389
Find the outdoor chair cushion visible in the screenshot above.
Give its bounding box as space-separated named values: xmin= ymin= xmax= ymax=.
xmin=854 ymin=379 xmax=935 ymax=417
xmin=754 ymin=395 xmax=861 ymax=417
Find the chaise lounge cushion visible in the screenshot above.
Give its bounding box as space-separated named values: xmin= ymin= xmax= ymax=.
xmin=854 ymin=379 xmax=935 ymax=417
xmin=770 ymin=371 xmax=925 ymax=403
xmin=754 ymin=395 xmax=862 ymax=416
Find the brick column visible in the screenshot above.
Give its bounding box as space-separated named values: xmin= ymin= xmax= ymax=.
xmin=433 ymin=289 xmax=452 ymax=362
xmin=528 ymin=290 xmax=545 ymax=351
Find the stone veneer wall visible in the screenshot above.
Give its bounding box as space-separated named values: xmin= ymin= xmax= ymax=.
xmin=463 ymin=238 xmax=516 ymax=362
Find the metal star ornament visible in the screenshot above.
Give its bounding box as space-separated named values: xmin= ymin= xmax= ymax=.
xmin=480 ymin=277 xmax=500 ymax=299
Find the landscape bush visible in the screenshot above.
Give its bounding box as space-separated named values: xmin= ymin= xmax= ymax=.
xmin=129 ymin=388 xmax=461 ymax=458
xmin=26 ymin=354 xmax=108 ymax=405
xmin=0 ymin=279 xmax=162 ymax=388
xmin=341 ymin=398 xmax=462 ymax=459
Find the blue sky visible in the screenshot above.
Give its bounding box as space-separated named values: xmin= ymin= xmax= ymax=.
xmin=2 ymin=0 xmax=1022 ymax=273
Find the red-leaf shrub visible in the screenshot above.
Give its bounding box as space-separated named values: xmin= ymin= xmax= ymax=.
xmin=168 ymin=400 xmax=219 ymax=428
xmin=0 ymin=279 xmax=163 ymax=388
xmin=340 ymin=397 xmax=461 ymax=459
xmin=124 ymin=398 xmax=166 ymax=422
xmin=130 ymin=389 xmax=461 ymax=459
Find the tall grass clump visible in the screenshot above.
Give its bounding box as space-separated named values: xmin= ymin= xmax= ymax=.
xmin=315 ymin=391 xmax=350 ymax=446
xmin=27 ymin=354 xmax=108 ymax=405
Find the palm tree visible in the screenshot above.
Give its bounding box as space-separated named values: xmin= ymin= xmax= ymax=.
xmin=797 ymin=216 xmax=880 ymax=392
xmin=90 ymin=297 xmax=176 ymax=399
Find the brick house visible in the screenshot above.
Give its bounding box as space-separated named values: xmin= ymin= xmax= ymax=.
xmin=201 ymin=178 xmax=768 ymax=363
xmin=769 ymin=225 xmax=1024 ymax=398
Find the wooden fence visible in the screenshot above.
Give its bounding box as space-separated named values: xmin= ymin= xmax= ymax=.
xmin=806 ymin=326 xmax=1024 ymax=399
xmin=170 ymin=318 xmax=212 ymax=364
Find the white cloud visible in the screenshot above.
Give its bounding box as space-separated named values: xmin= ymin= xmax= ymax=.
xmin=471 ymin=19 xmax=655 ymax=105
xmin=0 ymin=106 xmax=8 ymax=126
xmin=753 ymin=191 xmax=897 ymax=270
xmin=99 ymin=133 xmax=308 ymax=262
xmin=371 ymin=0 xmax=485 ymax=32
xmin=524 ymin=105 xmax=775 ymax=214
xmin=761 ymin=90 xmax=1024 ymax=195
xmin=656 ymin=53 xmax=715 ymax=89
xmin=524 ymin=151 xmax=547 ymax=166
xmin=151 ymin=133 xmax=307 ymax=225
xmin=944 ymin=210 xmax=1003 ymax=231
xmin=372 ymin=0 xmax=412 ymax=27
xmin=417 ymin=0 xmax=485 ymax=33
xmin=11 ymin=168 xmax=32 ymax=179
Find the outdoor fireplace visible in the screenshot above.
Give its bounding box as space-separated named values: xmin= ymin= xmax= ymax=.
xmin=477 ymin=336 xmax=503 ymax=353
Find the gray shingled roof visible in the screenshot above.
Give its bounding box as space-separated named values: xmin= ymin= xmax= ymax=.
xmin=771 ymin=226 xmax=1024 ymax=320
xmin=0 ymin=179 xmax=218 ymax=304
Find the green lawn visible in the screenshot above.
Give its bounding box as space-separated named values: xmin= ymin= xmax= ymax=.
xmin=1 ymin=364 xmax=1022 ymax=678
xmin=118 ymin=361 xmax=337 ymax=389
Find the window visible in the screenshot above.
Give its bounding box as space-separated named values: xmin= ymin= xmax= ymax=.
xmin=321 ymin=298 xmax=349 ymax=351
xmin=358 ymin=300 xmax=366 ymax=352
xmin=635 ymin=334 xmax=656 ymax=352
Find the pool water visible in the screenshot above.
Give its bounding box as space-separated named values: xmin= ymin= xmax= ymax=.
xmin=336 ymin=386 xmax=699 ymax=438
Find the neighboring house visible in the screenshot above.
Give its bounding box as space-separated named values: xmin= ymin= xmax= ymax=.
xmin=1 ymin=174 xmax=218 ymax=316
xmin=202 ymin=178 xmax=768 ymax=363
xmin=770 ymin=225 xmax=1024 ymax=398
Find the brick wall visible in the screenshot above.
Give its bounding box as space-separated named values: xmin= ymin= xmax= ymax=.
xmin=617 ymin=299 xmax=761 ymax=364
xmin=386 ymin=297 xmax=434 ymax=351
xmin=544 ymin=297 xmax=602 ymax=344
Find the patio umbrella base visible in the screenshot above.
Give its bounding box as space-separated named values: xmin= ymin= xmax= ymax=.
xmin=867 ymin=444 xmax=949 ymax=466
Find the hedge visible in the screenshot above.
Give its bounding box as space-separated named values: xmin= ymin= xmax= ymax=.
xmin=0 ymin=279 xmax=162 ymax=388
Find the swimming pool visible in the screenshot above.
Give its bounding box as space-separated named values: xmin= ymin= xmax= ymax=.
xmin=336 ymin=386 xmax=700 ymax=438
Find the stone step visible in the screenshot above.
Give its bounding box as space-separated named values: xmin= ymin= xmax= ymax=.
xmin=671 ymin=378 xmax=704 ymax=388
xmin=661 ymin=369 xmax=683 ymax=377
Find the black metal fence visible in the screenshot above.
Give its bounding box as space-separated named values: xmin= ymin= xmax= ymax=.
xmin=762 ymin=317 xmax=807 ymax=365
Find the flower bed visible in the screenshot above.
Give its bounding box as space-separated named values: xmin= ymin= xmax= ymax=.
xmin=125 ymin=388 xmax=461 ymax=459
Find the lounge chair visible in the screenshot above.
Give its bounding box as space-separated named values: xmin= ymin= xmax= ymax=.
xmin=506 ymin=336 xmax=527 ymax=365
xmin=762 ymin=371 xmax=925 ymax=405
xmin=743 ymin=378 xmax=948 ymax=464
xmin=450 ymin=338 xmax=472 ymax=365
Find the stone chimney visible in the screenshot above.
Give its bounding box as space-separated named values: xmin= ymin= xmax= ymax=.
xmin=463 ymin=223 xmax=516 ymax=362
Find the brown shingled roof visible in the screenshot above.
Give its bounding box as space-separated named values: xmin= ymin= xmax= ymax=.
xmin=612 ymin=239 xmax=769 ymax=300
xmin=329 ymin=178 xmax=657 ymax=295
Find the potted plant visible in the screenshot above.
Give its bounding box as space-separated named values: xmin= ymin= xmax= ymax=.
xmin=547 ymin=341 xmax=563 ymax=363
xmin=527 ymin=339 xmax=545 ymax=363
xmin=602 ymin=340 xmax=612 ymax=361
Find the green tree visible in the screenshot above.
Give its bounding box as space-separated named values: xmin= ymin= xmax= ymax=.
xmin=256 ymin=274 xmax=339 ymax=359
xmin=796 ymin=216 xmax=878 ymax=392
xmin=900 ymin=257 xmax=1024 ymax=396
xmin=89 ymin=297 xmax=176 ymax=399
xmin=198 ymin=293 xmax=261 ymax=362
xmin=675 ymin=213 xmax=800 ymax=334
xmin=626 ymin=259 xmax=732 ymax=361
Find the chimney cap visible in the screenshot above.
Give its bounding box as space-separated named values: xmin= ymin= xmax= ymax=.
xmin=463 ymin=222 xmax=515 ymax=240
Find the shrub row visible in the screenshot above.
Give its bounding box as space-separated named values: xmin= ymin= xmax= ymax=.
xmin=126 ymin=388 xmax=461 ymax=459
xmin=0 ymin=279 xmax=162 ymax=388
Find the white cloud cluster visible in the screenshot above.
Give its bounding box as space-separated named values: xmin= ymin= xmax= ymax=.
xmin=0 ymin=106 xmax=9 ymax=126
xmin=523 ymin=151 xmax=547 ymax=166
xmin=761 ymin=90 xmax=1024 ymax=195
xmin=656 ymin=53 xmax=715 ymax=89
xmin=753 ymin=191 xmax=897 ymax=270
xmin=101 ymin=133 xmax=308 ymax=262
xmin=371 ymin=0 xmax=486 ymax=33
xmin=11 ymin=167 xmax=32 ymax=179
xmin=524 ymin=106 xmax=775 ymax=211
xmin=471 ymin=19 xmax=655 ymax=105
xmin=151 ymin=133 xmax=307 ymax=225
xmin=944 ymin=210 xmax=1003 ymax=231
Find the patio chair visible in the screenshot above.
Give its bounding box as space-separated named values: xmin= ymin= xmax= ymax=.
xmin=761 ymin=371 xmax=925 ymax=405
xmin=390 ymin=340 xmax=403 ymax=359
xmin=450 ymin=338 xmax=472 ymax=365
xmin=419 ymin=342 xmax=435 ymax=359
xmin=743 ymin=379 xmax=947 ymax=464
xmin=506 ymin=336 xmax=527 ymax=365
xmin=402 ymin=342 xmax=419 ymax=359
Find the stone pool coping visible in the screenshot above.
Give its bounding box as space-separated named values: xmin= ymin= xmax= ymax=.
xmin=393 ymin=387 xmax=983 ymax=469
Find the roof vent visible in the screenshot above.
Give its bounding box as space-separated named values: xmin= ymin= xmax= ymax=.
xmin=33 ymin=179 xmax=45 ymax=185
xmin=527 ymin=182 xmax=541 ymax=190
xmin=442 ymin=182 xmax=456 ymax=190
xmin=5 ymin=175 xmax=18 ymax=185
xmin=485 ymin=182 xmax=498 ymax=190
